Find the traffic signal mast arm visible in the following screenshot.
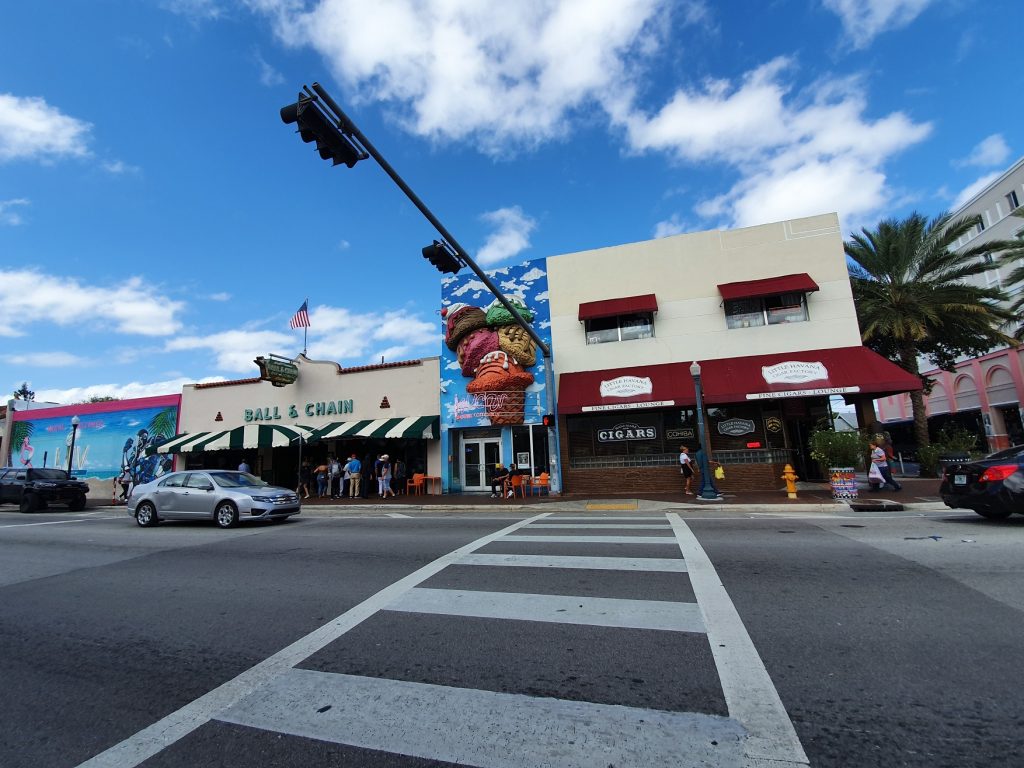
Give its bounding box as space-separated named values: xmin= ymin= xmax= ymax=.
xmin=304 ymin=83 xmax=550 ymax=359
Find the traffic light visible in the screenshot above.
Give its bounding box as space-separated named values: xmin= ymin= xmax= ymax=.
xmin=542 ymin=414 xmax=555 ymax=427
xmin=280 ymin=96 xmax=366 ymax=168
xmin=422 ymin=240 xmax=462 ymax=274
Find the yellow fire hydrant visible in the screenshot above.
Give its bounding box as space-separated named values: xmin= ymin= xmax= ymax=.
xmin=781 ymin=464 xmax=799 ymax=499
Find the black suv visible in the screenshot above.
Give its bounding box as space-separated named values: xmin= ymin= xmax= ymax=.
xmin=0 ymin=467 xmax=90 ymax=513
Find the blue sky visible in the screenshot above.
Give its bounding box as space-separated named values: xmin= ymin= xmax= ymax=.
xmin=2 ymin=0 xmax=1021 ymax=404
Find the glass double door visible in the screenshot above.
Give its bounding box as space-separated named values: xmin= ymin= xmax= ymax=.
xmin=462 ymin=438 xmax=501 ymax=492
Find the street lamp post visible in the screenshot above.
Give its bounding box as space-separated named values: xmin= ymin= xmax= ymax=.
xmin=689 ymin=362 xmax=720 ymax=500
xmin=67 ymin=415 xmax=80 ymax=476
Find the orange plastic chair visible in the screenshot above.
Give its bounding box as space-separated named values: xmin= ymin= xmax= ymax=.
xmin=507 ymin=474 xmax=526 ymax=499
xmin=530 ymin=472 xmax=550 ymax=496
xmin=406 ymin=473 xmax=425 ymax=495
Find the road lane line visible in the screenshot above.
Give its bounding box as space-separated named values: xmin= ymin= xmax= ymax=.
xmin=218 ymin=668 xmax=747 ymax=768
xmin=74 ymin=511 xmax=553 ymax=768
xmin=457 ymin=553 xmax=687 ymax=571
xmin=500 ymin=535 xmax=677 ymax=544
xmin=386 ymin=587 xmax=706 ymax=632
xmin=0 ymin=517 xmax=121 ymax=529
xmin=667 ymin=513 xmax=809 ymax=766
xmin=525 ymin=523 xmax=671 ymax=529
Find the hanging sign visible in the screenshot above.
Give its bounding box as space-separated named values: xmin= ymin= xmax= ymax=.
xmin=599 ymin=376 xmax=653 ymax=398
xmin=761 ymin=361 xmax=828 ymax=385
xmin=718 ymin=418 xmax=756 ymax=436
xmin=254 ymin=356 xmax=299 ymax=387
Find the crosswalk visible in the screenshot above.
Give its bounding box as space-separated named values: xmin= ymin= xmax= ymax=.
xmin=78 ymin=512 xmax=807 ymax=768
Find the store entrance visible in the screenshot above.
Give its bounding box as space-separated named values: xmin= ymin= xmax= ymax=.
xmin=462 ymin=438 xmax=502 ymax=492
xmin=787 ymin=417 xmax=822 ymax=481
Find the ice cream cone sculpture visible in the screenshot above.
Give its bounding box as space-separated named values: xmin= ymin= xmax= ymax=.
xmin=466 ymin=351 xmax=534 ymax=425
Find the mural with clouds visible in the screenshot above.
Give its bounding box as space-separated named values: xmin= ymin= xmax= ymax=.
xmin=440 ymin=259 xmax=552 ymax=428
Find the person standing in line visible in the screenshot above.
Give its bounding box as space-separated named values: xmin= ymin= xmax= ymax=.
xmin=869 ymin=439 xmax=902 ymax=492
xmin=379 ymin=455 xmax=395 ymax=498
xmin=346 ymin=454 xmax=362 ymax=498
xmin=392 ymin=458 xmax=406 ymax=496
xmin=299 ymin=460 xmax=311 ymax=499
xmin=678 ymin=445 xmax=695 ymax=495
xmin=328 ymin=455 xmax=341 ymax=498
xmin=360 ymin=452 xmax=374 ymax=498
xmin=314 ymin=461 xmax=329 ymax=498
xmin=238 ymin=458 xmax=250 ymax=474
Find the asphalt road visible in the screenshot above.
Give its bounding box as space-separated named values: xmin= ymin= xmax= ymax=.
xmin=0 ymin=504 xmax=1021 ymax=767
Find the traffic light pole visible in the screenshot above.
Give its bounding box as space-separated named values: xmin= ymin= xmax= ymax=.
xmin=307 ymin=83 xmax=562 ymax=494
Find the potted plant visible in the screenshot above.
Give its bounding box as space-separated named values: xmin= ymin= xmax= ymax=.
xmin=809 ymin=424 xmax=869 ymax=500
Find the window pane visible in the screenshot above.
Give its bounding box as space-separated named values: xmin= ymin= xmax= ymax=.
xmin=585 ymin=316 xmax=619 ymax=345
xmin=725 ymin=298 xmax=764 ymax=328
xmin=764 ymin=293 xmax=808 ymax=325
xmin=619 ymin=312 xmax=654 ymax=340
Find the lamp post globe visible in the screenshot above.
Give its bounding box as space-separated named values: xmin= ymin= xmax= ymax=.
xmin=67 ymin=415 xmax=80 ymax=475
xmin=689 ymin=361 xmax=720 ymax=500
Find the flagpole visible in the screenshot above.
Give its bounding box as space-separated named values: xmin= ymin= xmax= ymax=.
xmin=303 ymin=296 xmax=308 ymax=356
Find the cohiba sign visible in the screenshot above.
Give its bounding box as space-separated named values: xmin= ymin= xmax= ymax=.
xmin=761 ymin=361 xmax=828 ymax=385
xmin=597 ymin=422 xmax=657 ymax=442
xmin=244 ymin=400 xmax=355 ymax=422
xmin=254 ymin=356 xmax=299 ymax=387
xmin=599 ymin=376 xmax=653 ymax=398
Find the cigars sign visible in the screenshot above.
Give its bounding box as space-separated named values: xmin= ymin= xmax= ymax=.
xmin=597 ymin=422 xmax=657 ymax=442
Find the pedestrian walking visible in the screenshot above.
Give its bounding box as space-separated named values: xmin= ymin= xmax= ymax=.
xmin=679 ymin=445 xmax=694 ymax=495
xmin=868 ymin=439 xmax=902 ymax=492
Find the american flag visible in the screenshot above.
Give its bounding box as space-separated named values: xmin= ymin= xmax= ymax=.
xmin=289 ymin=300 xmax=310 ymax=329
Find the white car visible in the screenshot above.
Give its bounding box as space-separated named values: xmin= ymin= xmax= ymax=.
xmin=127 ymin=470 xmax=301 ymax=528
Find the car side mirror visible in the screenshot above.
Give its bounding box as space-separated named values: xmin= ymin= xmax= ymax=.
xmin=200 ymin=484 xmax=214 ymax=491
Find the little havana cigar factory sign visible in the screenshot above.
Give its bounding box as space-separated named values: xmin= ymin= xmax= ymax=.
xmin=597 ymin=422 xmax=657 ymax=442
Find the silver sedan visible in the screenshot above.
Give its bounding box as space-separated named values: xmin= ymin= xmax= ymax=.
xmin=127 ymin=470 xmax=301 ymax=528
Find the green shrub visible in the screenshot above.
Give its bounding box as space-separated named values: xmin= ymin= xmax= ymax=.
xmin=934 ymin=425 xmax=979 ymax=454
xmin=809 ymin=426 xmax=868 ymax=471
xmin=917 ymin=444 xmax=941 ymax=478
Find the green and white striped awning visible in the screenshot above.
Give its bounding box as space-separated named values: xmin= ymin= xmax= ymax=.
xmin=153 ymin=424 xmax=315 ymax=455
xmin=312 ymin=416 xmax=439 ymax=441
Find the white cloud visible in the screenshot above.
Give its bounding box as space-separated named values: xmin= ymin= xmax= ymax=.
xmin=653 ymin=214 xmax=687 ymax=238
xmin=822 ymin=0 xmax=934 ymax=49
xmin=0 ymin=198 xmax=29 ymax=226
xmin=950 ymin=171 xmax=1003 ymax=212
xmin=0 ymin=270 xmax=185 ymax=338
xmin=164 ymin=304 xmax=438 ymax=372
xmin=102 ymin=159 xmax=141 ymax=175
xmin=32 ymin=375 xmax=226 ymax=405
xmin=255 ymin=0 xmax=665 ymax=155
xmin=476 ymin=206 xmax=537 ymax=266
xmin=254 ymin=49 xmax=285 ymax=87
xmin=161 ymin=0 xmax=225 ymax=21
xmin=955 ymin=134 xmax=1011 ymax=169
xmin=4 ymin=352 xmax=88 ymax=367
xmin=619 ymin=61 xmax=931 ymax=229
xmin=0 ymin=94 xmax=92 ymax=163
xmin=209 ymin=292 xmax=232 ymax=301
xmin=166 ymin=329 xmax=294 ymax=373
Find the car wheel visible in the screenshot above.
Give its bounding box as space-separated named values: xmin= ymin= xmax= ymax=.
xmin=135 ymin=501 xmax=159 ymax=527
xmin=68 ymin=494 xmax=87 ymax=512
xmin=19 ymin=494 xmax=39 ymax=513
xmin=975 ymin=507 xmax=1013 ymax=520
xmin=215 ymin=501 xmax=239 ymax=529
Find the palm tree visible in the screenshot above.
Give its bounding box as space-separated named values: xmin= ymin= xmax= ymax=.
xmin=846 ymin=211 xmax=1019 ymax=451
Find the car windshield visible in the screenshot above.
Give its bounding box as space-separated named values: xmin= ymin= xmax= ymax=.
xmin=209 ymin=472 xmax=268 ymax=488
xmin=29 ymin=469 xmax=70 ymax=480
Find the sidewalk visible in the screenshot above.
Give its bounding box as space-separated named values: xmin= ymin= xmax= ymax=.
xmin=292 ymin=476 xmax=944 ymax=514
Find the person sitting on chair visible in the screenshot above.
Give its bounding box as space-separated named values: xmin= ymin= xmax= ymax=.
xmin=489 ymin=463 xmax=510 ymax=498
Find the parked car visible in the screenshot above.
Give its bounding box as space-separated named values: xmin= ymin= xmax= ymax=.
xmin=127 ymin=470 xmax=300 ymax=528
xmin=939 ymin=446 xmax=1024 ymax=519
xmin=0 ymin=467 xmax=90 ymax=513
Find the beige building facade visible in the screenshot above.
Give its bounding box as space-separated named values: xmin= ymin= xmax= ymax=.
xmin=547 ymin=213 xmax=920 ymax=494
xmin=160 ymin=355 xmax=441 ymax=492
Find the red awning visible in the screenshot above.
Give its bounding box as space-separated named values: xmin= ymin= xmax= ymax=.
xmin=717 ymin=273 xmax=819 ymax=301
xmin=578 ymin=293 xmax=658 ymax=322
xmin=557 ymin=347 xmax=921 ymax=413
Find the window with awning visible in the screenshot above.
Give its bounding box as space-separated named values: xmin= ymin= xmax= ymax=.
xmin=717 ymin=274 xmax=818 ymax=329
xmin=577 ymin=294 xmax=658 ymax=345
